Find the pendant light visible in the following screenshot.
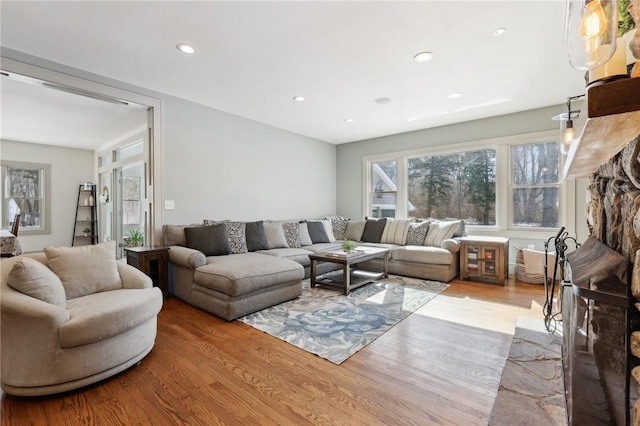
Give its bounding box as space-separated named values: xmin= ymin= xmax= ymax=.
xmin=566 ymin=0 xmax=619 ymax=70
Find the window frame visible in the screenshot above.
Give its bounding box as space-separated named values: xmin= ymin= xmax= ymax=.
xmin=362 ymin=130 xmax=574 ymax=239
xmin=1 ymin=160 xmax=51 ymax=235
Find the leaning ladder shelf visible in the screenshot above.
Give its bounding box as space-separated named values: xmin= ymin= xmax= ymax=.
xmin=72 ymin=184 xmax=98 ymax=246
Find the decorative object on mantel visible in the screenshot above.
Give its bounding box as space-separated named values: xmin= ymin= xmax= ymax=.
xmin=628 ymin=0 xmax=640 ymax=76
xmin=566 ymin=0 xmax=619 ymax=71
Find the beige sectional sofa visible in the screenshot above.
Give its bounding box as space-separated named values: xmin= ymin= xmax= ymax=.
xmin=162 ymin=217 xmax=464 ymax=321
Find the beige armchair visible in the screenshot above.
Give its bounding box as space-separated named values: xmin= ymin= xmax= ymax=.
xmin=1 ymin=242 xmax=163 ymax=396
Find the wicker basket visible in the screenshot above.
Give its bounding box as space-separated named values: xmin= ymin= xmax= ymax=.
xmin=514 ymin=248 xmax=550 ymax=285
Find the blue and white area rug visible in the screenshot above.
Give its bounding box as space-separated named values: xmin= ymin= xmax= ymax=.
xmin=238 ymin=276 xmax=448 ymax=364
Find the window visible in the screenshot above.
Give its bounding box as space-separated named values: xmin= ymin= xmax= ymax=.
xmin=370 ymin=160 xmax=397 ymax=218
xmin=510 ymin=142 xmax=560 ymax=228
xmin=1 ymin=161 xmax=51 ymax=234
xmin=407 ymin=149 xmax=496 ymax=225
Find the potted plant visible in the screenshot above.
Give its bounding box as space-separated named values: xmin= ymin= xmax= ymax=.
xmin=83 ymin=227 xmax=91 ymax=237
xmin=126 ymin=229 xmax=144 ymax=247
xmin=341 ymin=240 xmax=357 ymax=254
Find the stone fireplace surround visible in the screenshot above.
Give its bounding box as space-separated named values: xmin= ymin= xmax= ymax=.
xmin=580 ymin=134 xmax=640 ymax=424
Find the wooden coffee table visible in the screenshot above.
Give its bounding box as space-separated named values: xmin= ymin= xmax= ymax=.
xmin=308 ymin=246 xmax=390 ymax=295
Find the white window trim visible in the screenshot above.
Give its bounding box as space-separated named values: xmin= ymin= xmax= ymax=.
xmin=1 ymin=160 xmax=51 ymax=235
xmin=362 ymin=130 xmax=573 ymax=239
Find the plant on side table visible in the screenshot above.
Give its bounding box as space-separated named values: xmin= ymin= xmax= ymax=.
xmin=125 ymin=229 xmax=145 ymax=247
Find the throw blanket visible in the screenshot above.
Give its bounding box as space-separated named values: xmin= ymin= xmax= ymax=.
xmin=522 ymin=249 xmax=556 ymax=275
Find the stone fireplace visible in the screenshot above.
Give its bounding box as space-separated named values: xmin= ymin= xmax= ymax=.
xmin=562 ymin=134 xmax=640 ymax=425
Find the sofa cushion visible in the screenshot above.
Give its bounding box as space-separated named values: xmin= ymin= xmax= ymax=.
xmin=225 ymin=221 xmax=248 ymax=254
xmin=193 ymin=253 xmax=303 ymax=297
xmin=406 ymin=221 xmax=430 ymax=245
xmin=424 ymin=220 xmax=460 ymax=247
xmin=344 ymin=220 xmax=366 ymax=241
xmin=325 ymin=215 xmax=350 ymax=240
xmin=162 ymin=224 xmax=188 ymax=246
xmin=299 ymin=222 xmax=313 ymax=246
xmin=257 ymin=247 xmax=313 ymax=266
xmin=44 ymin=241 xmax=122 ymax=299
xmin=381 ymin=219 xmax=411 ymax=245
xmin=307 ymin=221 xmax=330 ymax=243
xmin=7 ymin=257 xmax=67 ymax=307
xmin=281 ymin=222 xmax=301 ymax=248
xmin=185 ymin=223 xmax=231 ymax=256
xmin=245 ymin=221 xmax=270 ymax=252
xmin=392 ymin=245 xmax=454 ymax=265
xmin=302 ymin=242 xmax=343 ymax=253
xmin=264 ymin=222 xmax=289 ymax=249
xmin=60 ymin=287 xmax=163 ymax=348
xmin=361 ymin=218 xmax=387 ymax=243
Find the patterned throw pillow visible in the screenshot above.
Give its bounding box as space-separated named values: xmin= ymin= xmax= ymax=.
xmin=423 ymin=220 xmax=460 ymax=247
xmin=282 ymin=222 xmax=301 ymax=248
xmin=405 ymin=221 xmax=430 ymax=246
xmin=324 ymin=215 xmax=350 ymax=240
xmin=224 ymin=221 xmax=248 ymax=254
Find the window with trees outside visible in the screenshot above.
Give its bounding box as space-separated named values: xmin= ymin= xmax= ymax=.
xmin=1 ymin=161 xmax=51 ymax=234
xmin=408 ymin=149 xmax=496 ymax=225
xmin=364 ymin=134 xmax=563 ymax=232
xmin=511 ymin=142 xmax=560 ymax=228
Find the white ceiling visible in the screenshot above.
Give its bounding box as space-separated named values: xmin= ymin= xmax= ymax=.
xmin=0 ymin=1 xmax=588 ymax=147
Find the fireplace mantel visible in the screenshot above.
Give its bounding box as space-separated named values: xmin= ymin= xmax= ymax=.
xmin=563 ymin=78 xmax=640 ymax=179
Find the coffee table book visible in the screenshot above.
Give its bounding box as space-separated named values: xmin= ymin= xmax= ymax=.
xmin=323 ymin=250 xmax=365 ymax=259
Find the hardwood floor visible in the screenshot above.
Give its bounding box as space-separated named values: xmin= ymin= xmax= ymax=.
xmin=1 ymin=277 xmax=547 ymax=425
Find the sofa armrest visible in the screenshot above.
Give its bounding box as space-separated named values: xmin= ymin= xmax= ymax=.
xmin=118 ymin=263 xmax=153 ymax=289
xmin=168 ymin=245 xmax=207 ymax=269
xmin=1 ymin=290 xmax=71 ymax=386
xmin=441 ymin=238 xmax=460 ymax=253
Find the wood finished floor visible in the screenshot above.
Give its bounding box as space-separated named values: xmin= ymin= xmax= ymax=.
xmin=1 ymin=276 xmax=547 ymax=426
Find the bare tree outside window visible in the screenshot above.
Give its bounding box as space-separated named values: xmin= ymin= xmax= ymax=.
xmin=511 ymin=142 xmax=560 ymax=228
xmin=1 ymin=161 xmax=50 ymax=234
xmin=408 ymin=149 xmax=496 ymax=225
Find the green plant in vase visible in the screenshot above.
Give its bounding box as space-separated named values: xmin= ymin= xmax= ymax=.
xmin=83 ymin=227 xmax=91 ymax=237
xmin=126 ymin=229 xmax=144 ymax=247
xmin=341 ymin=240 xmax=357 ymax=254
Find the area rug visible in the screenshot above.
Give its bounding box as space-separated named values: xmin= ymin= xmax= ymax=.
xmin=238 ymin=276 xmax=448 ymax=364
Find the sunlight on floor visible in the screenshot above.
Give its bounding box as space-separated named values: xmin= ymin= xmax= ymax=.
xmin=415 ymin=294 xmax=545 ymax=335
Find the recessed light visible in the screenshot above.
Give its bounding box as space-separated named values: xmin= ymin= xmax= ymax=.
xmin=448 ymin=93 xmax=463 ymax=99
xmin=493 ymin=28 xmax=507 ymax=36
xmin=292 ymin=96 xmax=305 ymax=102
xmin=375 ymin=97 xmax=392 ymax=105
xmin=413 ymin=51 xmax=434 ymax=63
xmin=176 ymin=43 xmax=196 ymax=54
xmin=344 ymin=118 xmax=354 ymax=123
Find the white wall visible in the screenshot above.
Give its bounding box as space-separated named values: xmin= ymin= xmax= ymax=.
xmin=0 ymin=140 xmax=94 ymax=252
xmin=162 ymin=97 xmax=336 ymax=224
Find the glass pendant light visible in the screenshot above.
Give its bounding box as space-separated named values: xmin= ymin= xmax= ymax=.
xmin=566 ymin=0 xmax=619 ymax=71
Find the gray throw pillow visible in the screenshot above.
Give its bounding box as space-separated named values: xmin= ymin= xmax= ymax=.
xmin=185 ymin=223 xmax=230 ymax=256
xmin=325 ymin=215 xmax=350 ymax=240
xmin=343 ymin=221 xmax=366 ymax=241
xmin=264 ymin=222 xmax=289 ymax=248
xmin=306 ymin=221 xmax=330 ymax=243
xmin=245 ymin=221 xmax=270 ymax=252
xmin=361 ymin=218 xmax=387 ymax=243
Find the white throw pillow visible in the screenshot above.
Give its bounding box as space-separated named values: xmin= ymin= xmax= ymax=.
xmin=263 ymin=222 xmax=289 ymax=248
xmin=321 ymin=220 xmax=336 ymax=243
xmin=44 ymin=240 xmax=122 ymax=299
xmin=423 ymin=220 xmax=460 ymax=247
xmin=381 ymin=219 xmax=411 ymax=245
xmin=7 ymin=257 xmax=67 ymax=307
xmin=298 ymin=222 xmax=313 ymax=246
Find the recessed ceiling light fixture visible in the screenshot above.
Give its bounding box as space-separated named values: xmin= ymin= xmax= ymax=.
xmin=493 ymin=28 xmax=507 ymax=36
xmin=374 ymin=97 xmax=392 ymax=105
xmin=413 ymin=51 xmax=434 ymax=63
xmin=176 ymin=43 xmax=196 ymax=54
xmin=292 ymin=96 xmax=305 ymax=102
xmin=448 ymin=92 xmax=463 ymax=99
xmin=344 ymin=118 xmax=354 ymax=123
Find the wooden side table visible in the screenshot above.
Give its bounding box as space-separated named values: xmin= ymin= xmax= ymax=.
xmin=459 ymin=236 xmax=509 ymax=285
xmin=125 ymin=245 xmax=170 ymax=295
